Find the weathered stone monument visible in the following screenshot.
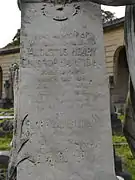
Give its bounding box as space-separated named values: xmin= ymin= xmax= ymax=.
xmin=7 ymin=0 xmax=135 ymax=180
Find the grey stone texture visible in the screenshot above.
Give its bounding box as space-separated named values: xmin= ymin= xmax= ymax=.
xmin=13 ymin=1 xmax=120 ymax=180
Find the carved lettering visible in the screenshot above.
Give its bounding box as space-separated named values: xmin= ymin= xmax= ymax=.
xmin=30 ymin=113 xmax=100 ymax=130
xmin=72 ymin=47 xmax=96 ymax=57
xmin=21 ymin=56 xmax=96 ymax=69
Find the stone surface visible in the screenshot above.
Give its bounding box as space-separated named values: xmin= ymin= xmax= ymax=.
xmin=11 ymin=1 xmax=117 ymax=180
xmin=19 ymin=0 xmax=135 ymax=6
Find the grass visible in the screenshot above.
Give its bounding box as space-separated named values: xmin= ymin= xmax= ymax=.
xmin=0 ymin=118 xmax=14 ymax=124
xmin=0 ymin=119 xmax=5 ymax=123
xmin=0 ymin=108 xmax=14 ymax=151
xmin=0 ymin=108 xmax=13 ymax=113
xmin=0 ymin=107 xmax=14 ymax=123
xmin=113 ymin=135 xmax=127 ymax=143
xmin=113 ymin=135 xmax=135 ymax=180
xmin=113 ymin=112 xmax=135 ymax=179
xmin=118 ymin=114 xmax=125 ymax=122
xmin=0 ymin=134 xmax=12 ymax=151
xmin=0 ymin=108 xmax=14 ymax=117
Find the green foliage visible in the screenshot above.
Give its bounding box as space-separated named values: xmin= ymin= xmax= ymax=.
xmin=115 ymin=145 xmax=135 ymax=180
xmin=0 ymin=134 xmax=12 ymax=151
xmin=5 ymin=29 xmax=20 ymax=48
xmin=0 ymin=109 xmax=14 ymax=151
xmin=5 ymin=40 xmax=20 ymax=48
xmin=113 ymin=135 xmax=135 ymax=180
xmin=0 ymin=108 xmax=14 ymax=113
xmin=118 ymin=114 xmax=125 ymax=122
xmin=0 ymin=108 xmax=14 ymax=117
xmin=113 ymin=135 xmax=127 ymax=143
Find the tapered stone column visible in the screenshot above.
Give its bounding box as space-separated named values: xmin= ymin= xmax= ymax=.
xmin=8 ymin=1 xmax=118 ymax=180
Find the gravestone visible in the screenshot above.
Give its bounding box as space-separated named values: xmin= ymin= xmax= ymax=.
xmin=8 ymin=0 xmax=118 ymax=180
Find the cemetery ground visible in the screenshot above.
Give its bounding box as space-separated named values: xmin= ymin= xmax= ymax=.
xmin=0 ymin=109 xmax=134 ymax=179
xmin=0 ymin=108 xmax=13 ymax=151
xmin=113 ymin=135 xmax=135 ymax=180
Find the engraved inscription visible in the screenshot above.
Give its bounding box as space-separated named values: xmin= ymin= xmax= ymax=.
xmin=41 ymin=115 xmax=100 ymax=129
xmin=20 ymin=26 xmax=102 ymax=166
xmin=41 ymin=3 xmax=80 ymax=21
xmin=53 ymin=30 xmax=96 ymax=40
xmin=72 ymin=47 xmax=96 ymax=56
xmin=25 ymin=138 xmax=100 ymax=165
xmin=22 ymin=46 xmax=96 ymax=58
xmin=23 ymin=112 xmax=100 ymax=130
xmin=21 ymin=30 xmax=97 ymax=74
xmin=21 ymin=56 xmax=96 ymax=69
